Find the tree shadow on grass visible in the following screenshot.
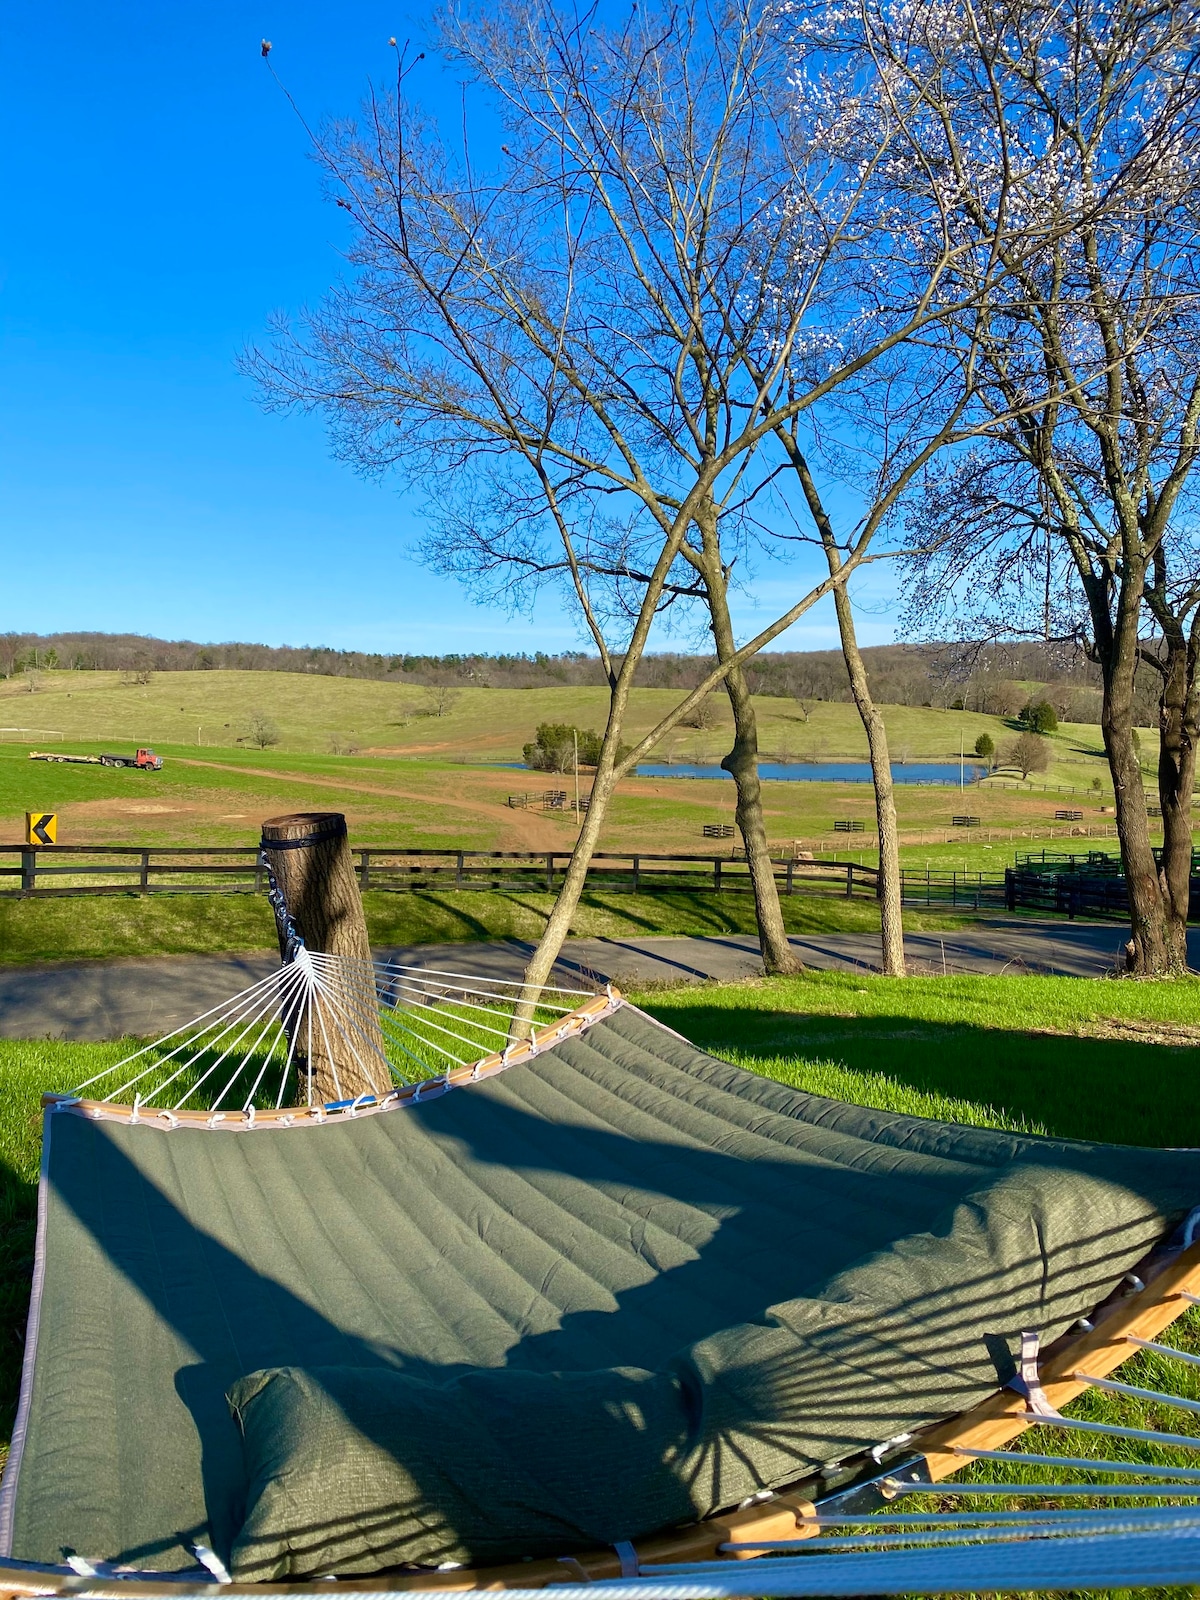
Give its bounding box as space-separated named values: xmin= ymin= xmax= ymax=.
xmin=640 ymin=1005 xmax=1200 ymax=1149
xmin=574 ymin=891 xmax=751 ymax=936
xmin=365 ymin=892 xmax=502 ymax=943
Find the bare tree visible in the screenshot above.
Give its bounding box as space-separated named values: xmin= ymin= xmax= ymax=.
xmin=246 ymin=0 xmax=1094 ymax=996
xmin=895 ymin=0 xmax=1200 ymax=973
xmin=681 ymin=695 xmax=720 ymax=732
xmin=425 ymin=685 xmax=459 ymax=718
xmin=1004 ymin=731 xmax=1051 ymax=781
xmin=248 ymin=712 xmax=281 ymax=749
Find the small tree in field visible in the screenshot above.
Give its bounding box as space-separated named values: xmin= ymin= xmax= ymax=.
xmin=974 ymin=733 xmax=995 ymax=765
xmin=1020 ymin=700 xmax=1058 ymax=736
xmin=681 ymin=696 xmax=720 ymax=732
xmin=1005 ymin=732 xmax=1050 ymax=781
xmin=248 ymin=712 xmax=281 ymax=750
xmin=427 ymin=685 xmax=459 ymax=718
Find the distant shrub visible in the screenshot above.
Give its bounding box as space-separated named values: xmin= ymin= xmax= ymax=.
xmin=1019 ymin=699 xmax=1058 ymax=734
xmin=523 ymin=723 xmax=624 ymax=771
xmin=973 ymin=732 xmax=995 ymax=763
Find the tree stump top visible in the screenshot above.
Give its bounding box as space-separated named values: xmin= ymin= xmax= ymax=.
xmin=261 ymin=813 xmax=348 ymax=847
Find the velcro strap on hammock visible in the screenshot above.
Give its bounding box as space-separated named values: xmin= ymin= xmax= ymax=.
xmin=612 ymin=1540 xmax=639 ymax=1577
xmin=1011 ymin=1329 xmax=1061 ymax=1418
xmin=260 ymin=819 xmax=347 ymax=851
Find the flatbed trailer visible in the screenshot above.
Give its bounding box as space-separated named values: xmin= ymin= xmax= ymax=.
xmin=28 ymin=748 xmax=163 ymax=770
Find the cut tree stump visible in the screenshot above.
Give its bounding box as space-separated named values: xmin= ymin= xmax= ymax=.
xmin=260 ymin=812 xmax=388 ymax=1105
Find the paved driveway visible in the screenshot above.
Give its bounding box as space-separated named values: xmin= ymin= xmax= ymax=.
xmin=1 ymin=920 xmax=1192 ymax=1042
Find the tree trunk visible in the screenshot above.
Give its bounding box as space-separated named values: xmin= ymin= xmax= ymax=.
xmin=515 ymin=723 xmax=623 ymax=1032
xmin=695 ymin=504 xmax=801 ymax=974
xmin=828 ymin=580 xmax=906 ymax=976
xmin=718 ymin=660 xmax=803 ymax=974
xmin=1154 ymin=628 xmax=1198 ymax=966
xmin=1096 ymin=593 xmax=1179 ymax=973
xmin=781 ymin=438 xmax=904 ymax=974
xmin=260 ymin=812 xmax=389 ymax=1103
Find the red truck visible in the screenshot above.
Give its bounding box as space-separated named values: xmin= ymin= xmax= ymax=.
xmin=29 ymin=748 xmax=164 ymax=770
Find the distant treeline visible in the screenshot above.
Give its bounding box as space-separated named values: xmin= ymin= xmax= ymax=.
xmin=0 ymin=630 xmax=1160 ymax=723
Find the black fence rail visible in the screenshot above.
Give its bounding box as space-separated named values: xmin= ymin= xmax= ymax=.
xmin=899 ymin=870 xmax=1008 ymax=909
xmin=1016 ymin=849 xmax=1124 ymax=875
xmin=0 ymin=845 xmax=882 ymax=901
xmin=1006 ymin=867 xmax=1200 ymax=920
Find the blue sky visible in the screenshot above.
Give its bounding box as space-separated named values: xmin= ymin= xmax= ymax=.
xmin=0 ymin=1 xmax=896 ymax=657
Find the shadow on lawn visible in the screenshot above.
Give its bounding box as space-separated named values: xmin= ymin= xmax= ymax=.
xmin=639 ymin=1005 xmax=1200 ymax=1149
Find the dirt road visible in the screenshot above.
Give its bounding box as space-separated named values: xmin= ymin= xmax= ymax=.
xmin=173 ymin=757 xmax=561 ymax=850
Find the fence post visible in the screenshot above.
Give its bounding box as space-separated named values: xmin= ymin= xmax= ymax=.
xmin=546 ymin=853 xmax=554 ymax=891
xmin=714 ymin=858 xmax=722 ymax=892
xmin=456 ymin=851 xmax=464 ymax=888
xmin=140 ymin=851 xmax=150 ymax=892
xmin=633 ymin=855 xmax=640 ymax=893
xmin=20 ymin=848 xmax=35 ymax=895
xmin=360 ymin=850 xmax=371 ymax=891
xmin=845 ymin=863 xmax=853 ymax=898
xmin=786 ymin=858 xmax=795 ymax=896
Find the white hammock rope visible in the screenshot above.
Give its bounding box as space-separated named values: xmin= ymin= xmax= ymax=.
xmin=71 ymin=948 xmax=597 ymax=1114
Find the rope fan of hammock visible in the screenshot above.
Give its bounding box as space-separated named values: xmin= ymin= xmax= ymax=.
xmin=62 ymin=949 xmax=613 ymax=1126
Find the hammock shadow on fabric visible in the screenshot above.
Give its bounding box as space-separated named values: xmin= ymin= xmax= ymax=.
xmin=7 ymin=1007 xmax=1200 ymax=1581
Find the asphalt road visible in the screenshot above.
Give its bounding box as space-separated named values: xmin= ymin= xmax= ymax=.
xmin=1 ymin=919 xmax=1192 ymax=1041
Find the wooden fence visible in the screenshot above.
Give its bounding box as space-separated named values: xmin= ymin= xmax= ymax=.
xmin=0 ymin=845 xmax=882 ymax=901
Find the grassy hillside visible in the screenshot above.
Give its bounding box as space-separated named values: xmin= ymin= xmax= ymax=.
xmin=0 ymin=668 xmax=1172 ymax=862
xmin=0 ymin=666 xmax=1131 ymax=765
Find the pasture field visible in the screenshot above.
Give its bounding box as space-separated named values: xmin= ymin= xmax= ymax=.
xmin=0 ymin=670 xmax=1155 ymax=861
xmin=1 ymin=667 xmax=1068 ymax=763
xmin=0 ymin=968 xmax=1197 ymax=1496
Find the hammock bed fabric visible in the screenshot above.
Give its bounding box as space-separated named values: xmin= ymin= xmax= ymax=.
xmin=3 ymin=1001 xmax=1200 ymax=1583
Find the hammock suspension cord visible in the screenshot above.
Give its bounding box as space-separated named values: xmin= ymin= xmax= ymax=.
xmin=69 ymin=940 xmax=598 ymax=1115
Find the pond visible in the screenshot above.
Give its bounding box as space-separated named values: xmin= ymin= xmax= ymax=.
xmin=634 ymin=761 xmax=987 ymax=784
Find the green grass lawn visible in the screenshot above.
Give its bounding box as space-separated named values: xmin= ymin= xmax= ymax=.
xmin=634 ymin=971 xmax=1200 ymax=1146
xmin=0 ymin=888 xmax=970 ymax=965
xmin=0 ymin=967 xmax=1198 ymax=1560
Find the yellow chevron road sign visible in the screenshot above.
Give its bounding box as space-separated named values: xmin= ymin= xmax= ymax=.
xmin=25 ymin=812 xmax=56 ymax=846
